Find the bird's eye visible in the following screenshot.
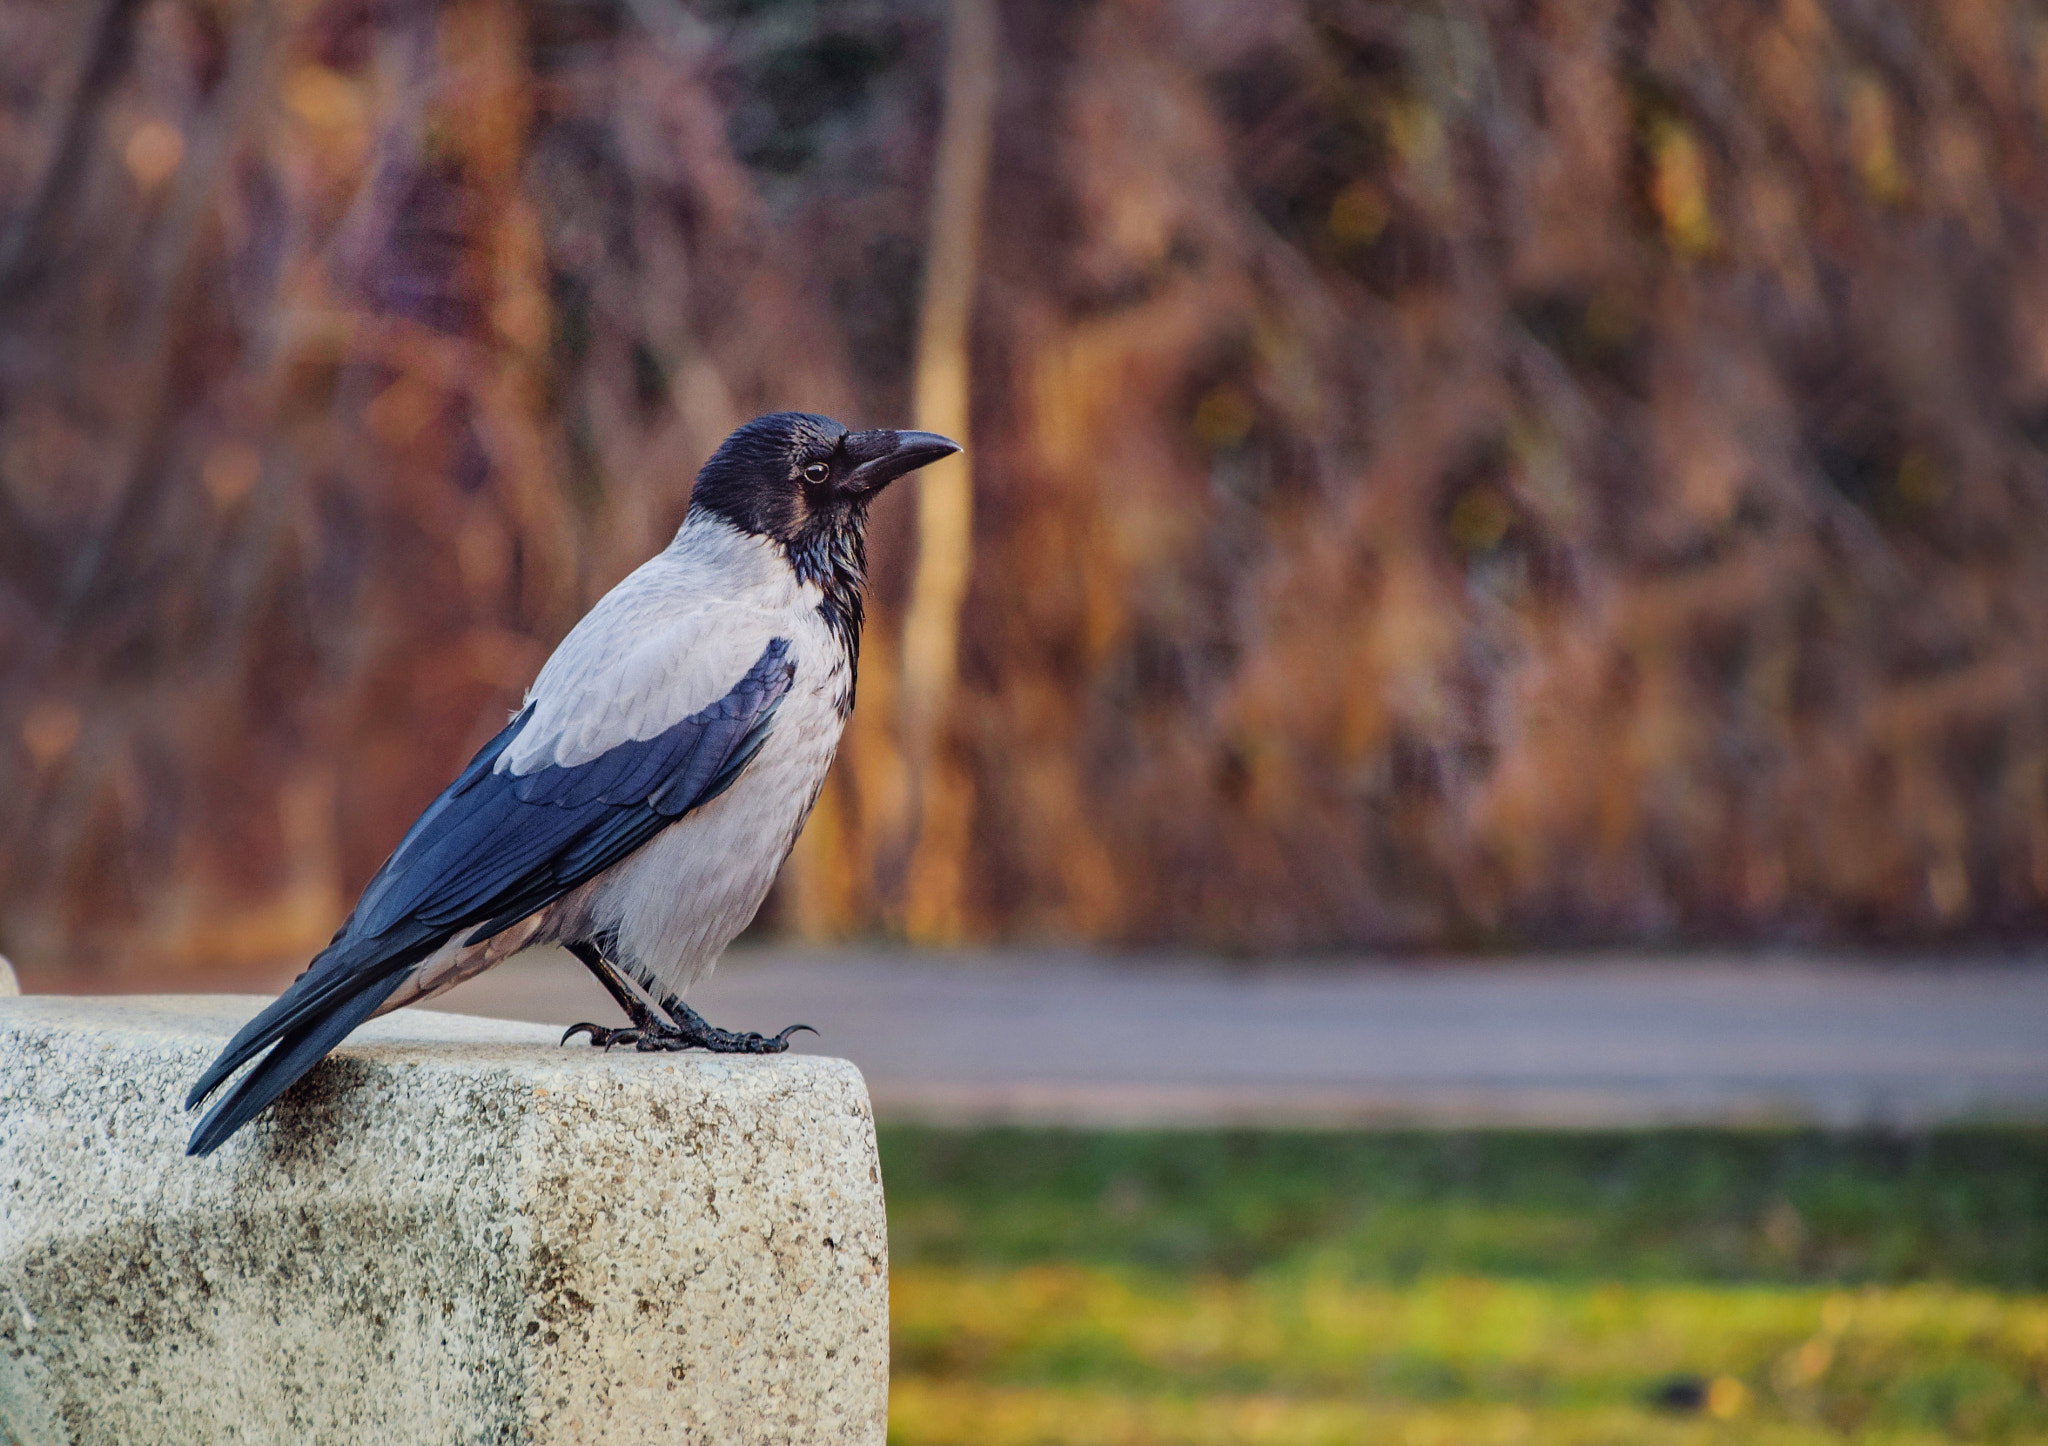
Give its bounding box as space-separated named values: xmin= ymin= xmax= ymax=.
xmin=802 ymin=461 xmax=830 ymax=485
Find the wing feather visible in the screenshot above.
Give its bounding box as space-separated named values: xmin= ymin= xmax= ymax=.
xmin=184 ymin=635 xmax=796 ymax=1155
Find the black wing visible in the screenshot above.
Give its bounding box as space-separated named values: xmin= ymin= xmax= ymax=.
xmin=184 ymin=637 xmax=796 ymax=1156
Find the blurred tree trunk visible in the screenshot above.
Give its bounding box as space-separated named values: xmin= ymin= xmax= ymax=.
xmin=899 ymin=0 xmax=998 ymax=943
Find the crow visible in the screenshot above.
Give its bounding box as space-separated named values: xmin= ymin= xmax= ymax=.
xmin=184 ymin=413 xmax=958 ymax=1156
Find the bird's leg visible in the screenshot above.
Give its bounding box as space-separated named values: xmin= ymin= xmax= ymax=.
xmin=560 ymin=939 xmax=671 ymax=1048
xmin=559 ymin=939 xmax=814 ymax=1053
xmin=636 ymin=990 xmax=816 ymax=1055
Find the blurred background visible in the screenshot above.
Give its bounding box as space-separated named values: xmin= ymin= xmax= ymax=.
xmin=4 ymin=0 xmax=2048 ymax=1440
xmin=11 ymin=0 xmax=2048 ymax=980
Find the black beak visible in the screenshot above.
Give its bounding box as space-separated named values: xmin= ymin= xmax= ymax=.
xmin=841 ymin=429 xmax=962 ymax=495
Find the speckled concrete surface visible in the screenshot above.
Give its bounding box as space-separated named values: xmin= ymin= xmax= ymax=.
xmin=0 ymin=996 xmax=887 ymax=1446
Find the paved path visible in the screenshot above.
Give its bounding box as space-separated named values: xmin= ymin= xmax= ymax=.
xmin=427 ymin=948 xmax=2048 ymax=1128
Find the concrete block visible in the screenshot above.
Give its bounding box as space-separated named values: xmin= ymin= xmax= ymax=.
xmin=0 ymin=996 xmax=888 ymax=1446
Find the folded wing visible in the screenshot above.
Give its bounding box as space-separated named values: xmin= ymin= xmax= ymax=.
xmin=184 ymin=636 xmax=796 ymax=1156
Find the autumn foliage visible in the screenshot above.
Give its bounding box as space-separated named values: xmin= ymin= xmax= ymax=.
xmin=4 ymin=0 xmax=2047 ymax=980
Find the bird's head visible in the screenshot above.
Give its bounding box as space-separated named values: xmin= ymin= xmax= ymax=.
xmin=687 ymin=412 xmax=960 ymax=553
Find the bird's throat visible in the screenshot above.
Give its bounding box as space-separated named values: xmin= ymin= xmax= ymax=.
xmin=784 ymin=514 xmax=868 ymax=710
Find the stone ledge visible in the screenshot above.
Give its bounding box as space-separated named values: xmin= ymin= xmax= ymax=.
xmin=0 ymin=996 xmax=887 ymax=1446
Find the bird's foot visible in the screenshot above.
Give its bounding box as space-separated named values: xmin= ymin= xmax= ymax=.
xmin=559 ymin=984 xmax=815 ymax=1054
xmin=629 ymin=993 xmax=816 ymax=1053
xmin=561 ymin=1022 xmax=644 ymax=1049
xmin=631 ymin=1020 xmax=815 ymax=1054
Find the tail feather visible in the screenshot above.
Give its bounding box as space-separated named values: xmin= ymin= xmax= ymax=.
xmin=185 ymin=959 xmax=359 ymax=1110
xmin=186 ymin=968 xmax=411 ymax=1157
xmin=183 ymin=920 xmax=441 ymax=1109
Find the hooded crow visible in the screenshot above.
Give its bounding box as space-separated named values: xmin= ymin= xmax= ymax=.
xmin=184 ymin=412 xmax=959 ymax=1156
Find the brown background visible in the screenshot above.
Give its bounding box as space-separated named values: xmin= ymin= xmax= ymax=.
xmin=5 ymin=0 xmax=2048 ymax=985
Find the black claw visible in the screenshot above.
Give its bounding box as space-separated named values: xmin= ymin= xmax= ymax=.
xmin=561 ymin=1022 xmax=642 ymax=1049
xmin=773 ymin=1024 xmax=817 ymax=1046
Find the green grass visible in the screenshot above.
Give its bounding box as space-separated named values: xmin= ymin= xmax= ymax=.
xmin=876 ymin=1129 xmax=2048 ymax=1445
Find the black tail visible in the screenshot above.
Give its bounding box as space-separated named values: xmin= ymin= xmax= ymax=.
xmin=185 ymin=944 xmax=425 ymax=1157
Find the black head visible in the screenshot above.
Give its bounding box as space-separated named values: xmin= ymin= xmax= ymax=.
xmin=688 ymin=411 xmax=959 ymax=548
xmin=688 ymin=412 xmax=960 ymax=693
